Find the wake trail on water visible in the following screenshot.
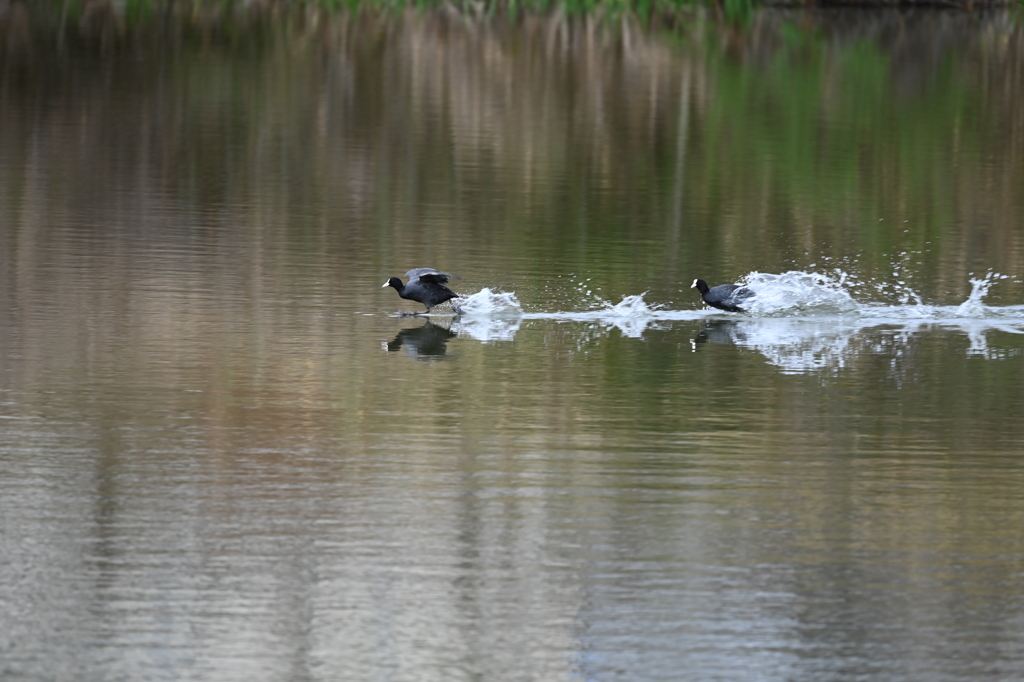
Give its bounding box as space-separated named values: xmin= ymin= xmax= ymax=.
xmin=452 ymin=286 xmax=670 ymax=339
xmin=452 ymin=269 xmax=1024 ymax=322
xmin=440 ymin=270 xmax=1024 ymax=346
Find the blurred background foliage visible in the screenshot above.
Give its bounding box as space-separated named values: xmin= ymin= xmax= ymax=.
xmin=3 ymin=2 xmax=1024 ymax=307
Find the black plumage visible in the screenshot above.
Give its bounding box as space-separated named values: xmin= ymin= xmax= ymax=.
xmin=691 ymin=278 xmax=754 ymax=312
xmin=383 ymin=268 xmax=461 ymax=313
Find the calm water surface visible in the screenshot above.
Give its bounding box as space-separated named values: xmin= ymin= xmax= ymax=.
xmin=3 ymin=8 xmax=1024 ymax=681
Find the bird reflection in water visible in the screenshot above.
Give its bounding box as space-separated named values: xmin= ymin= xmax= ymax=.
xmin=691 ymin=318 xmax=871 ymax=375
xmin=383 ymin=318 xmax=458 ymax=360
xmin=691 ymin=320 xmax=741 ymax=351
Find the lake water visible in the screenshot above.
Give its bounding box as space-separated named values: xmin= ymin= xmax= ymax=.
xmin=3 ymin=7 xmax=1024 ymax=681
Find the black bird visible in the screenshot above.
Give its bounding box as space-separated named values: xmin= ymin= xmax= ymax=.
xmin=691 ymin=278 xmax=754 ymax=312
xmin=383 ymin=268 xmax=461 ymax=313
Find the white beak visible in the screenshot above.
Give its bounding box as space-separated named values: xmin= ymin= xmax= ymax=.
xmin=382 ymin=281 xmax=390 ymax=287
xmin=690 ymin=279 xmax=698 ymax=288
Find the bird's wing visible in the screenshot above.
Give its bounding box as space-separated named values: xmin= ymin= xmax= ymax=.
xmin=732 ymin=286 xmax=755 ymax=300
xmin=405 ymin=268 xmax=458 ymax=285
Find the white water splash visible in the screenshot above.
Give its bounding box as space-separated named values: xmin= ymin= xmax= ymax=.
xmin=689 ymin=270 xmax=1023 ymax=370
xmin=602 ymin=293 xmax=657 ymax=317
xmin=737 ymin=270 xmax=860 ymax=316
xmin=956 ymin=271 xmax=1012 ymax=317
xmin=453 ymin=288 xmax=524 ymax=317
xmin=524 ymin=292 xmax=666 ymax=338
xmin=448 ymin=288 xmax=524 ymax=342
xmin=596 ymin=294 xmax=664 ymax=337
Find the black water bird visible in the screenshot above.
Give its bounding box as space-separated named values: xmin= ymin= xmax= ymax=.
xmin=383 ymin=268 xmax=461 ymax=313
xmin=691 ymin=278 xmax=754 ymax=312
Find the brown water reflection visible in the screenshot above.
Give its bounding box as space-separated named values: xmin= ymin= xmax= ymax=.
xmin=2 ymin=8 xmax=1024 ymax=682
xmin=5 ymin=8 xmax=1024 ymax=301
